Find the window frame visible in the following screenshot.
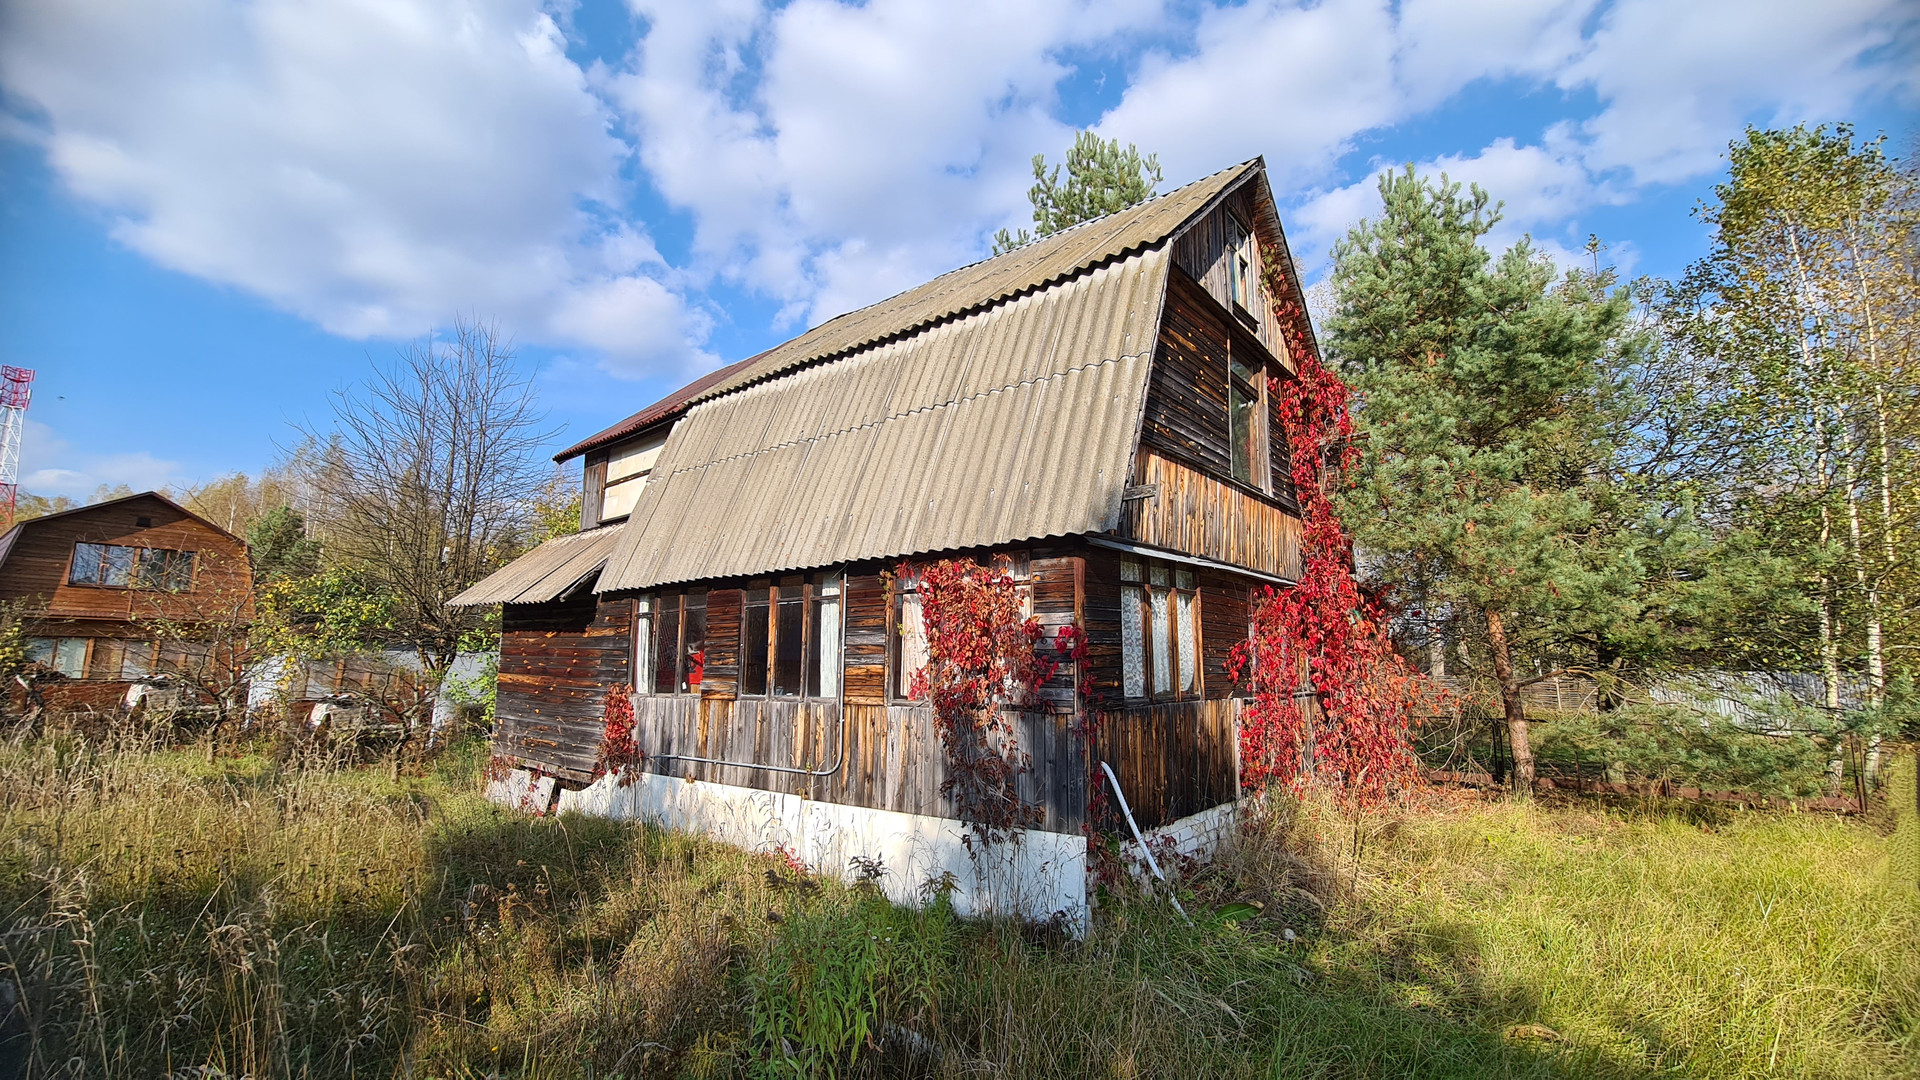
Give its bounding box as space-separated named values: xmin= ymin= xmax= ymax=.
xmin=631 ymin=589 xmax=708 ymax=696
xmin=1119 ymin=557 xmax=1203 ymax=704
xmin=66 ymin=542 xmax=198 ymax=592
xmin=1227 ymin=338 xmax=1268 ymax=490
xmin=736 ymin=572 xmax=844 ymax=702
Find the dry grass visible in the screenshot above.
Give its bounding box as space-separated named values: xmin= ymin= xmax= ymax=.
xmin=1 ymin=725 xmax=1913 ymax=1078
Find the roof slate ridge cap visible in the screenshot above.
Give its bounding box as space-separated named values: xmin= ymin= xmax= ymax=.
xmin=648 ymin=345 xmax=1158 ymax=484
xmin=688 ymin=232 xmax=1186 ymax=407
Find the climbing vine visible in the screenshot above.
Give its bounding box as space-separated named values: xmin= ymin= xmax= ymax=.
xmin=904 ymin=557 xmax=1065 ymax=838
xmin=1227 ymin=254 xmax=1430 ymax=806
xmin=592 ymin=684 xmax=643 ymax=785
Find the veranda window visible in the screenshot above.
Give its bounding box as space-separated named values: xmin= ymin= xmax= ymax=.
xmin=632 ymin=591 xmax=706 ymax=694
xmin=1120 ymin=557 xmax=1200 ymax=702
xmin=740 ymin=573 xmax=842 ymax=699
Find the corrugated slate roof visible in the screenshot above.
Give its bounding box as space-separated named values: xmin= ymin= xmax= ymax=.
xmin=449 ymin=525 xmax=623 ymax=606
xmin=597 ymin=244 xmax=1171 ymax=590
xmin=683 ymin=161 xmax=1254 ymax=404
xmin=552 ymin=353 xmax=764 ymax=464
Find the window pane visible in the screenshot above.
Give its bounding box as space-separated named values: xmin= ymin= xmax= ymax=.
xmin=1175 ymin=568 xmax=1194 ymax=590
xmin=681 ymin=593 xmax=707 ymax=692
xmin=101 ymin=545 xmax=134 ymax=587
xmin=896 ymin=591 xmax=927 ymax=698
xmin=1177 ymin=591 xmax=1197 ymax=695
xmin=773 ymin=585 xmax=804 ymax=696
xmin=25 ymin=638 xmax=54 ymax=665
xmin=54 ymin=638 xmax=88 ymax=678
xmin=69 ymin=543 xmax=105 ymax=585
xmin=601 ymin=476 xmax=644 ymax=521
xmin=166 ymin=551 xmax=196 ymax=591
xmin=1151 ymin=587 xmax=1172 ymax=697
xmin=137 ymin=548 xmax=169 ymax=588
xmin=1149 ymin=563 xmax=1169 ymax=587
xmin=1230 ymin=382 xmax=1257 ymax=484
xmin=743 ymin=594 xmax=770 ymax=695
xmin=809 ymin=575 xmax=841 ymax=698
xmin=632 ymin=606 xmax=654 ymax=694
xmin=1121 ymin=586 xmax=1145 ymax=699
xmin=654 ymin=597 xmax=680 ymax=695
xmin=1119 ymin=556 xmax=1142 ymax=583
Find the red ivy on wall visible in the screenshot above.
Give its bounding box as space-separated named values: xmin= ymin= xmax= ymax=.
xmin=905 ymin=557 xmax=1063 ymax=837
xmin=592 ymin=684 xmax=643 ymax=786
xmin=1228 ymin=258 xmax=1430 ymax=806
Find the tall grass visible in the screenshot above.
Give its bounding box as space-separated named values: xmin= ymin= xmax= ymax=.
xmin=1 ymin=725 xmax=1913 ymax=1078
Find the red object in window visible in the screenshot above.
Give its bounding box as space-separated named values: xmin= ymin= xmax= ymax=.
xmin=687 ymin=648 xmax=705 ymax=686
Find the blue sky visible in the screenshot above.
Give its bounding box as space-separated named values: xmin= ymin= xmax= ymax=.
xmin=2 ymin=0 xmax=1915 ymax=500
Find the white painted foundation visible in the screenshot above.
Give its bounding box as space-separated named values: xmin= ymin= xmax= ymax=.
xmin=487 ymin=767 xmax=1240 ymax=926
xmin=545 ymin=768 xmax=1089 ymax=925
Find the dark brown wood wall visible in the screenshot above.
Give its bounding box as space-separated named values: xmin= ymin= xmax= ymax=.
xmin=1086 ymin=698 xmax=1240 ymax=832
xmin=1141 ymin=272 xmax=1234 ymax=477
xmin=1119 ymin=448 xmax=1303 ymax=581
xmin=1 ymin=494 xmax=253 ymax=628
xmin=494 ymin=592 xmax=631 ymax=778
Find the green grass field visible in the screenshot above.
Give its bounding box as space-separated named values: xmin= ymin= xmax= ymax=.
xmin=1 ymin=729 xmax=1913 ymax=1078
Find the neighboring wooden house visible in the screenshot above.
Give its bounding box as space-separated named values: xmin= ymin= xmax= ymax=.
xmin=455 ymin=160 xmax=1311 ymax=919
xmin=1 ymin=491 xmax=253 ymax=710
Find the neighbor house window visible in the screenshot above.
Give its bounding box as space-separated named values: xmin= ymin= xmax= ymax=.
xmin=633 ymin=591 xmax=707 ymax=695
xmin=1120 ymin=557 xmax=1200 ymax=701
xmin=737 ymin=573 xmax=842 ymax=699
xmin=69 ymin=543 xmax=195 ymax=591
xmin=1229 ymin=347 xmax=1265 ymax=487
xmin=601 ymin=432 xmax=667 ymax=523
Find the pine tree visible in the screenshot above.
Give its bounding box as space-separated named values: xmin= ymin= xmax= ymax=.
xmin=991 ymin=131 xmax=1163 ymax=254
xmin=1327 ymin=167 xmax=1639 ymax=795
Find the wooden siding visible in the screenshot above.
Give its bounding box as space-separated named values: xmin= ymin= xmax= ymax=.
xmin=1087 ymin=698 xmax=1240 ymax=832
xmin=1120 ymin=448 xmax=1303 ymax=581
xmin=1142 ymin=272 xmax=1233 ymax=477
xmin=0 ymin=494 xmax=252 ymax=627
xmin=632 ymin=697 xmax=1090 ymax=836
xmin=1171 ymin=185 xmax=1289 ymax=366
xmin=494 ymin=592 xmax=631 ymax=778
xmin=1198 ymin=568 xmax=1253 ymax=697
xmin=702 ymin=587 xmax=742 ymax=698
xmin=844 ymin=571 xmax=889 ymax=705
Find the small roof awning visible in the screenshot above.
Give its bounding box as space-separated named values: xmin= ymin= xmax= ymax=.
xmin=449 ymin=525 xmax=623 ymax=607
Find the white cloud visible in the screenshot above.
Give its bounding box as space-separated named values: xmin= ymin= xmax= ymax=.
xmin=0 ymin=0 xmax=715 ymax=378
xmin=1561 ymin=0 xmax=1917 ymax=185
xmin=19 ymin=420 xmax=184 ymax=498
xmin=614 ymin=0 xmax=1161 ymax=325
xmin=2 ymin=0 xmax=1911 ymax=390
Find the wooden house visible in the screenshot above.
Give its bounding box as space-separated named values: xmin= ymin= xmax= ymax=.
xmin=1 ymin=491 xmax=253 ymax=710
xmin=455 ymin=160 xmax=1311 ymax=919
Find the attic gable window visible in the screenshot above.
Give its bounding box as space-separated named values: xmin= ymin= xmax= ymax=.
xmin=1224 ymin=213 xmax=1257 ymax=318
xmin=601 ymin=431 xmax=667 ymax=523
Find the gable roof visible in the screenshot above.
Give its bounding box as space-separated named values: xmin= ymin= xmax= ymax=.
xmin=449 ymin=524 xmax=623 ymax=607
xmin=0 ymin=491 xmax=246 ymax=571
xmin=679 ymin=161 xmax=1256 ymax=406
xmin=589 ymin=162 xmax=1298 ymax=592
xmin=552 ymin=353 xmax=764 ymax=464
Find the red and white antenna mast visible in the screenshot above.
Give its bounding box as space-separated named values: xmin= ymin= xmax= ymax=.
xmin=0 ymin=367 xmax=34 ymax=530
